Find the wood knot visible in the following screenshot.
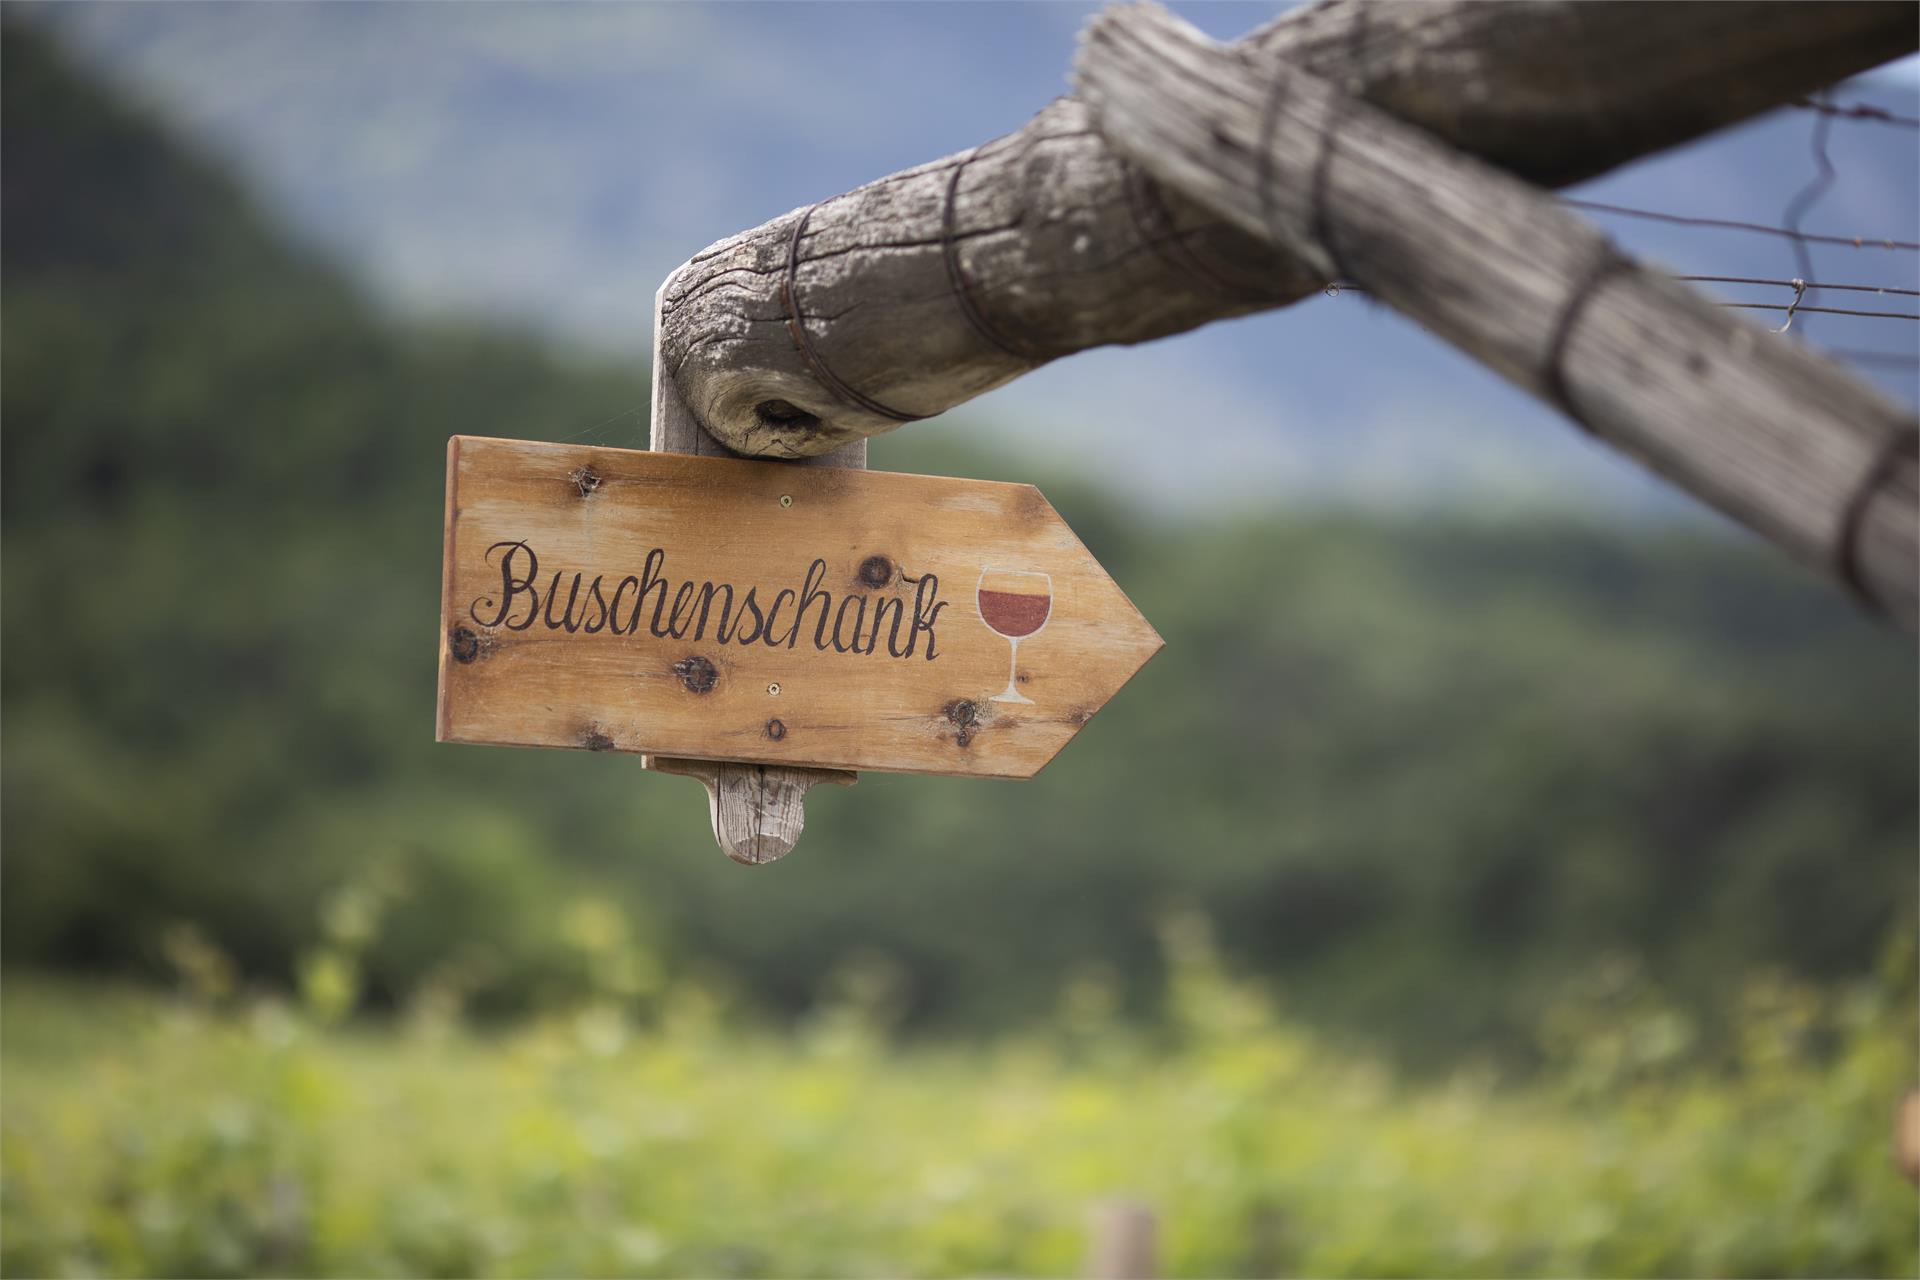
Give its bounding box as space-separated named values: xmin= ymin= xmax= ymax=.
xmin=448 ymin=626 xmax=481 ymax=664
xmin=569 ymin=464 xmax=602 ymax=497
xmin=766 ymin=718 xmax=787 ymax=741
xmin=945 ymin=698 xmax=980 ymax=748
xmin=674 ymin=655 xmax=718 ymax=693
xmin=858 ymin=555 xmax=894 ymax=588
xmin=755 ymin=399 xmax=822 ymax=433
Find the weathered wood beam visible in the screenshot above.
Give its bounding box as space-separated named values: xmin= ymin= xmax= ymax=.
xmin=1075 ymin=3 xmax=1918 ymax=630
xmin=659 ymin=0 xmax=1915 ymax=460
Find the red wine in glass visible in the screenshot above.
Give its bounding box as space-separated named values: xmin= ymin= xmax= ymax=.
xmin=977 ymin=568 xmax=1052 ymax=704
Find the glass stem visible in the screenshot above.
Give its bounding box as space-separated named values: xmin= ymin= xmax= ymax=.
xmin=1006 ymin=639 xmax=1020 ymax=695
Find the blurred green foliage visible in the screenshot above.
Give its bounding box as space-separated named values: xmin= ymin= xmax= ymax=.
xmin=4 ymin=918 xmax=1914 ymax=1278
xmin=3 ymin=15 xmax=1915 ymax=1079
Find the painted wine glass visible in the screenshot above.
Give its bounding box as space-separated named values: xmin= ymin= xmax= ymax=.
xmin=976 ymin=568 xmax=1052 ymax=704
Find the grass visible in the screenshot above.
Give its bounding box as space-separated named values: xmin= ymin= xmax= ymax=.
xmin=3 ymin=922 xmax=1914 ymax=1278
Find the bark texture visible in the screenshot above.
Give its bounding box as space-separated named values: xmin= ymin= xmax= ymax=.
xmin=657 ymin=0 xmax=1916 ymax=458
xmin=1075 ymin=3 xmax=1917 ymax=630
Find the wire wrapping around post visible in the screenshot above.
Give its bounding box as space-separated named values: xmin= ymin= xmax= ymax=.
xmin=1251 ymin=54 xmax=1356 ymax=285
xmin=1309 ymin=0 xmax=1370 ymax=284
xmin=942 ymin=143 xmax=1060 ymax=363
xmin=1304 ymin=84 xmax=1354 ymax=284
xmin=1836 ymin=429 xmax=1920 ymax=614
xmin=1253 ymin=2 xmax=1368 ymax=288
xmin=1542 ymin=249 xmax=1635 ymax=434
xmin=1121 ymin=160 xmax=1271 ymax=301
xmin=1253 ymin=67 xmax=1293 ymax=256
xmin=782 ymin=202 xmax=924 ymax=423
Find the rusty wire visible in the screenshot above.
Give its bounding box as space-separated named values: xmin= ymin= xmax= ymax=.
xmin=1561 ymin=200 xmax=1919 ymax=252
xmin=1777 ymin=93 xmax=1842 ymax=335
xmin=1788 ymin=97 xmax=1920 ymax=129
xmin=1718 ymin=301 xmax=1918 ymax=320
xmin=1675 ymin=275 xmax=1917 ymax=296
xmin=1328 ymin=279 xmax=1918 ymax=320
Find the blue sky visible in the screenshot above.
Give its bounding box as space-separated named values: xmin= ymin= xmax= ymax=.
xmin=31 ymin=2 xmax=1920 ymax=516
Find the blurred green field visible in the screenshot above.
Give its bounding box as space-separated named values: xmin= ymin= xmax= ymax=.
xmin=5 ymin=917 xmax=1915 ymax=1279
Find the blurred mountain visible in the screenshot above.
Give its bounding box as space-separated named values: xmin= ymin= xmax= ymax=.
xmin=23 ymin=1 xmax=1918 ymax=512
xmin=2 ymin=16 xmax=659 ymax=987
xmin=3 ymin=18 xmax=1914 ymax=1067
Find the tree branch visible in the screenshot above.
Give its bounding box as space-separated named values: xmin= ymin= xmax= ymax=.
xmin=1074 ymin=3 xmax=1917 ymax=630
xmin=659 ymin=0 xmax=1916 ymax=459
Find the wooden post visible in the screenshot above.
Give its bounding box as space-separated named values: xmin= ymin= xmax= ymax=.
xmin=641 ymin=265 xmax=856 ymax=864
xmin=1073 ymin=3 xmax=1917 ymax=630
xmin=655 ymin=1 xmax=1913 ymax=460
xmin=1086 ymin=1200 xmax=1158 ymax=1280
xmin=1896 ymin=1090 xmax=1920 ymax=1185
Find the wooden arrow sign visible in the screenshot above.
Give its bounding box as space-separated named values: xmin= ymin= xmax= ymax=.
xmin=437 ymin=437 xmax=1162 ymax=779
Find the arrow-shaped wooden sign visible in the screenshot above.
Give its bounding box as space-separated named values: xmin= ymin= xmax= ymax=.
xmin=437 ymin=436 xmax=1162 ymax=779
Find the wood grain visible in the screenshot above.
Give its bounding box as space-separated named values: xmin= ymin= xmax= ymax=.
xmin=1074 ymin=3 xmax=1918 ymax=631
xmin=642 ymin=267 xmax=860 ymax=864
xmin=655 ymin=0 xmax=1913 ymax=459
xmin=437 ymin=437 xmax=1162 ymax=780
xmin=643 ymin=753 xmax=851 ymax=866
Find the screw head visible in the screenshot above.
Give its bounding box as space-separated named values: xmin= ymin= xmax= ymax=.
xmin=778 ymin=494 xmax=793 ymax=508
xmin=767 ymin=681 xmax=781 ymax=696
